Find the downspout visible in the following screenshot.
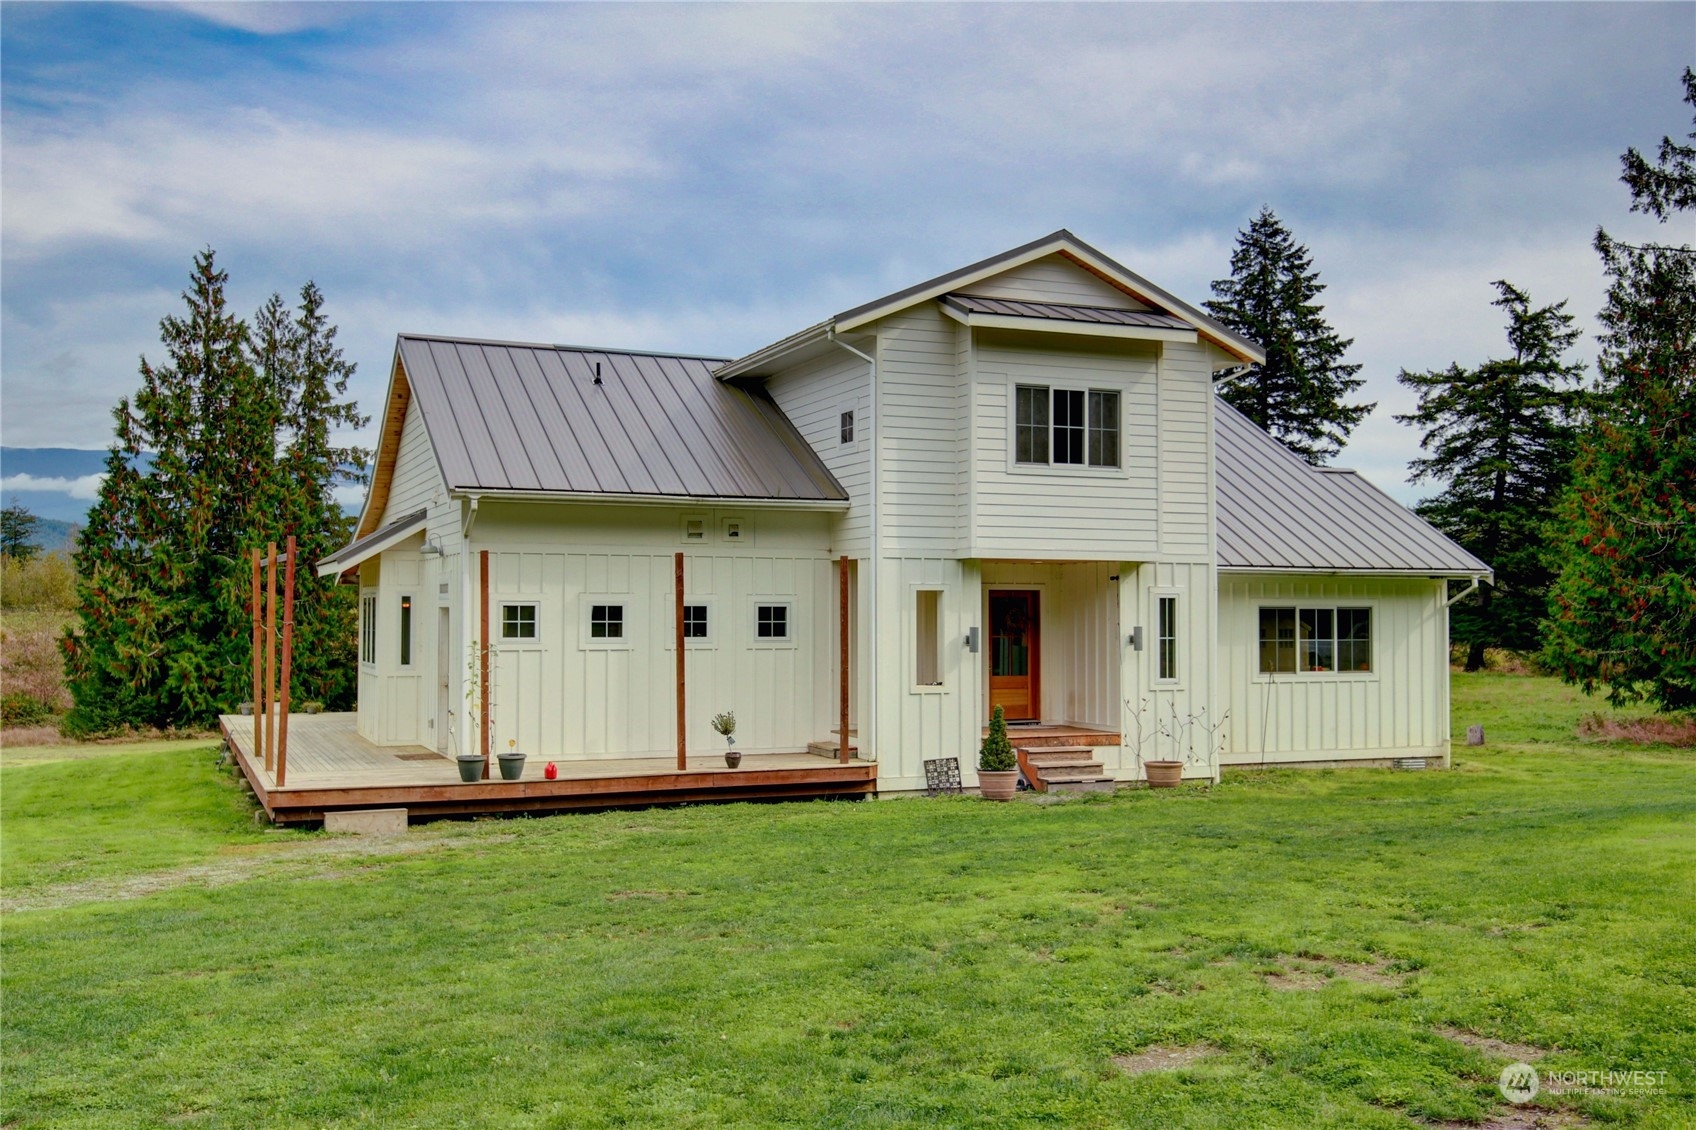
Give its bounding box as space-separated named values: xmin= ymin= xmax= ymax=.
xmin=1445 ymin=574 xmax=1483 ymax=607
xmin=829 ymin=328 xmax=878 ymax=767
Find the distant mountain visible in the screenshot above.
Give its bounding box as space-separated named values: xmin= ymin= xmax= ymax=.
xmin=29 ymin=517 xmax=82 ymax=555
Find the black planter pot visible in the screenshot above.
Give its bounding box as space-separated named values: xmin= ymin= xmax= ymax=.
xmin=497 ymin=751 xmax=527 ymax=781
xmin=725 ymin=750 xmax=742 ymax=768
xmin=456 ymin=754 xmax=485 ymax=783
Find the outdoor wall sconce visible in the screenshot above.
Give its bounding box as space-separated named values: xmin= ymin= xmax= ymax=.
xmin=965 ymin=626 xmax=980 ymax=653
xmin=1128 ymin=626 xmax=1143 ymax=651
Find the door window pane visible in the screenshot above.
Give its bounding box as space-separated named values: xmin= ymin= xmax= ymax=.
xmin=990 ymin=593 xmax=1032 ymax=677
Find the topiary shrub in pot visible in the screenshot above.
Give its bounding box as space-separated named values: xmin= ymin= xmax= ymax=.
xmin=978 ymin=705 xmax=1019 ymax=800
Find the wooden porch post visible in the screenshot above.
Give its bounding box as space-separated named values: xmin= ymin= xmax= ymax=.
xmin=479 ymin=550 xmax=491 ymax=780
xmin=675 ymin=552 xmax=686 ymax=771
xmin=250 ymin=549 xmax=263 ymax=766
xmin=277 ymin=535 xmax=296 ymax=788
xmin=839 ymin=555 xmax=850 ymax=764
xmin=264 ymin=542 xmax=278 ymax=773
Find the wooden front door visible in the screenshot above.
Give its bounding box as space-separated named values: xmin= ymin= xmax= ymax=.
xmin=988 ymin=590 xmax=1040 ymax=721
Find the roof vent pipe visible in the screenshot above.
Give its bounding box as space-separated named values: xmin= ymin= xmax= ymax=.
xmin=593 ymin=362 xmax=602 ymax=385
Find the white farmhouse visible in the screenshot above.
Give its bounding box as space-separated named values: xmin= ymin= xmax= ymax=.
xmin=319 ymin=231 xmax=1489 ymax=796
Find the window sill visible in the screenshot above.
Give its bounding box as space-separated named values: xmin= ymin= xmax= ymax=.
xmin=1254 ymin=671 xmax=1378 ymax=683
xmin=1007 ymin=463 xmax=1125 ymax=478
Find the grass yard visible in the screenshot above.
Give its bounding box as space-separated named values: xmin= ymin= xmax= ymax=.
xmin=2 ymin=674 xmax=1692 ymax=1128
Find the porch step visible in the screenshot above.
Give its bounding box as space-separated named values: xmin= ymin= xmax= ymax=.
xmin=807 ymin=741 xmax=858 ymax=758
xmin=1014 ymin=744 xmax=1114 ymax=794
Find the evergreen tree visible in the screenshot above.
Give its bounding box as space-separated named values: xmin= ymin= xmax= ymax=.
xmin=1396 ymin=282 xmax=1586 ymax=670
xmin=63 ymin=251 xmax=367 ymax=734
xmin=1 ymin=503 xmax=41 ymax=560
xmin=1543 ymin=70 xmax=1696 ymax=713
xmin=1205 ymin=207 xmax=1374 ymax=464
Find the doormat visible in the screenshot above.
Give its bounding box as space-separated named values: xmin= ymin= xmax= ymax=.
xmin=1007 ymin=720 xmax=1042 ymax=727
xmin=395 ymin=752 xmax=448 ymax=761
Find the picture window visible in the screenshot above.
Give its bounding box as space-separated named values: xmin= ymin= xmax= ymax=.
xmin=1015 ymin=384 xmax=1119 ymax=467
xmin=1259 ymin=606 xmax=1371 ymax=673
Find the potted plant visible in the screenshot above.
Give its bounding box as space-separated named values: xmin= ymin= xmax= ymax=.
xmin=497 ymin=739 xmax=527 ymax=781
xmin=711 ymin=710 xmax=740 ymax=767
xmin=978 ymin=705 xmax=1019 ymax=800
xmin=456 ymin=752 xmax=485 ymax=783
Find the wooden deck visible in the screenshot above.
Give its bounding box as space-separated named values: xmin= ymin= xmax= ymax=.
xmin=220 ymin=713 xmax=877 ymax=825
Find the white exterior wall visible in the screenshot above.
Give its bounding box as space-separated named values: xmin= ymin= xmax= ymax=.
xmin=1217 ymin=574 xmax=1450 ymax=765
xmin=1120 ymin=560 xmax=1218 ymax=779
xmin=356 ymin=546 xmax=433 ymax=748
xmin=966 ymin=253 xmax=1150 ymax=308
xmin=468 ymin=502 xmax=841 ymax=760
xmin=763 ymin=348 xmax=871 ymax=556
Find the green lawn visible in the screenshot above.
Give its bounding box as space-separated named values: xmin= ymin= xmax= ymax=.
xmin=3 ymin=675 xmax=1692 ymax=1128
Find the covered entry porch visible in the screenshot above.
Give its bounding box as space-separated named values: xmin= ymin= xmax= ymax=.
xmin=980 ymin=560 xmax=1122 ymax=730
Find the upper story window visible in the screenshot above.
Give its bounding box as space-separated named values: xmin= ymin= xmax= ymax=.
xmin=1016 ymin=385 xmax=1119 ymax=467
xmin=840 ymin=410 xmax=855 ymax=445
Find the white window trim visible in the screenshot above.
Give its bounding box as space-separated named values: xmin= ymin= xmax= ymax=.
xmin=751 ymin=598 xmax=797 ymax=649
xmin=1252 ymin=602 xmax=1379 ymax=682
xmin=680 ymin=514 xmax=711 ymax=545
xmin=680 ymin=597 xmax=716 ymax=649
xmin=837 ymin=400 xmax=859 ymax=449
xmin=359 ymin=589 xmax=378 ymax=668
xmin=580 ymin=594 xmax=634 ymax=651
xmin=1151 ymin=588 xmax=1182 ymax=687
xmin=1005 ymin=376 xmax=1127 ymax=476
xmin=911 ymin=585 xmax=946 ymax=694
xmin=397 ymin=592 xmax=418 ymax=668
xmin=498 ymin=599 xmax=543 ymax=649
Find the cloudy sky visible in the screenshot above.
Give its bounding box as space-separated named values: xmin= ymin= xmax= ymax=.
xmin=2 ymin=1 xmax=1690 ymax=508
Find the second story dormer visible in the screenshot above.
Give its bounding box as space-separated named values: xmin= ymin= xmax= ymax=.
xmin=718 ymin=231 xmax=1264 ymax=563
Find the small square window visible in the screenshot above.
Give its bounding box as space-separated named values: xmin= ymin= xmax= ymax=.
xmin=840 ymin=410 xmax=855 ymax=445
xmin=756 ymin=604 xmax=789 ymax=640
xmin=721 ymin=518 xmax=745 ymax=542
xmin=590 ymin=604 xmax=624 ymax=640
xmin=683 ymin=604 xmax=709 ymax=639
xmin=501 ymin=603 xmax=538 ymax=640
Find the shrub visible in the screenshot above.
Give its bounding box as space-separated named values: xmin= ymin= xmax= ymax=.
xmin=0 ymin=612 xmax=73 ymax=717
xmin=0 ymin=553 xmax=76 ymax=612
xmin=1 ymin=692 xmax=53 ymax=727
xmin=980 ymin=705 xmax=1016 ymax=772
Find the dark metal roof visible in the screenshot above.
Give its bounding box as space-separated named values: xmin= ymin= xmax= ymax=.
xmin=317 ymin=507 xmax=427 ymax=575
xmin=1215 ymin=400 xmax=1490 ymax=575
xmin=942 ymin=293 xmax=1194 ymax=330
xmin=395 ymin=336 xmax=847 ymax=501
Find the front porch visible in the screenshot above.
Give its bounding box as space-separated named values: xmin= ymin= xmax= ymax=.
xmin=220 ymin=713 xmax=876 ymax=825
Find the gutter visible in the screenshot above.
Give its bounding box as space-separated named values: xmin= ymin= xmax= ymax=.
xmin=828 ymin=326 xmax=878 ymax=767
xmin=446 ymin=489 xmax=849 ymax=512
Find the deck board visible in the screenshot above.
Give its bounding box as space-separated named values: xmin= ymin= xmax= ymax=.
xmin=220 ymin=713 xmax=876 ymax=824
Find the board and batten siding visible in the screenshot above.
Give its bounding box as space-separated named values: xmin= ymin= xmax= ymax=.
xmin=1216 ymin=575 xmax=1450 ymax=765
xmin=1119 ymin=560 xmax=1218 ymax=779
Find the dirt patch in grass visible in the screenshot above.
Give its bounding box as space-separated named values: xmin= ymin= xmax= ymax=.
xmin=2 ymin=831 xmax=511 ymax=913
xmin=1263 ymin=954 xmax=1408 ymax=990
xmin=1111 ymin=1044 xmax=1220 ymax=1075
xmin=1438 ymin=1026 xmax=1553 ymax=1063
xmin=1433 ymin=1108 xmax=1588 ymax=1129
xmin=1577 ymin=712 xmax=1696 ymax=747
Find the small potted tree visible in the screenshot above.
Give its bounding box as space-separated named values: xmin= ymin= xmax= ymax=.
xmin=978 ymin=705 xmax=1019 ymax=800
xmin=711 ymin=710 xmax=740 ymax=768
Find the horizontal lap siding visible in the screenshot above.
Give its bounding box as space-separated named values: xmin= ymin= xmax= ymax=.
xmin=972 ymin=337 xmax=1159 ymax=559
xmin=765 ymin=349 xmax=870 ymax=555
xmin=1159 ymin=341 xmax=1212 ymax=560
xmin=969 ymin=254 xmax=1149 ymax=309
xmin=1217 ymin=575 xmax=1446 ymax=762
xmin=879 ymin=309 xmax=960 ymax=555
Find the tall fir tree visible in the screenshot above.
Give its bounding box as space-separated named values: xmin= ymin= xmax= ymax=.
xmin=1395 ymin=282 xmax=1586 ymax=670
xmin=1205 ymin=207 xmax=1374 ymax=464
xmin=1543 ymin=69 xmax=1696 ymax=713
xmin=63 ymin=251 xmax=368 ymax=734
xmin=1 ymin=503 xmax=42 ymax=560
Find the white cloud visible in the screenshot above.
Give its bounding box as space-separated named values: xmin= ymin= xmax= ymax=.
xmin=1 ymin=473 xmax=107 ymax=500
xmin=143 ymin=2 xmax=351 ymax=36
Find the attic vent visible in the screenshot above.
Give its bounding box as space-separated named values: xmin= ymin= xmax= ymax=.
xmin=683 ymin=517 xmax=707 ymax=542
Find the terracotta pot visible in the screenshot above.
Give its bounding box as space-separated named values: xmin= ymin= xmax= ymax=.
xmin=978 ymin=769 xmax=1020 ymax=801
xmin=1144 ymin=760 xmax=1184 ymax=788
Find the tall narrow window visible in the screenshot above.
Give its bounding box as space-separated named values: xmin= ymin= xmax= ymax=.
xmin=1088 ymin=390 xmax=1120 ymax=467
xmin=1052 ymin=388 xmax=1086 ymax=464
xmin=915 ymin=590 xmax=941 ymax=686
xmin=840 ymin=410 xmax=855 ymax=444
xmin=1015 ymin=385 xmax=1050 ymax=464
xmin=1258 ymin=608 xmax=1297 ymax=673
xmin=360 ymin=594 xmax=377 ymax=664
xmin=1157 ymin=596 xmax=1177 ymax=680
xmin=399 ymin=595 xmax=413 ymax=666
